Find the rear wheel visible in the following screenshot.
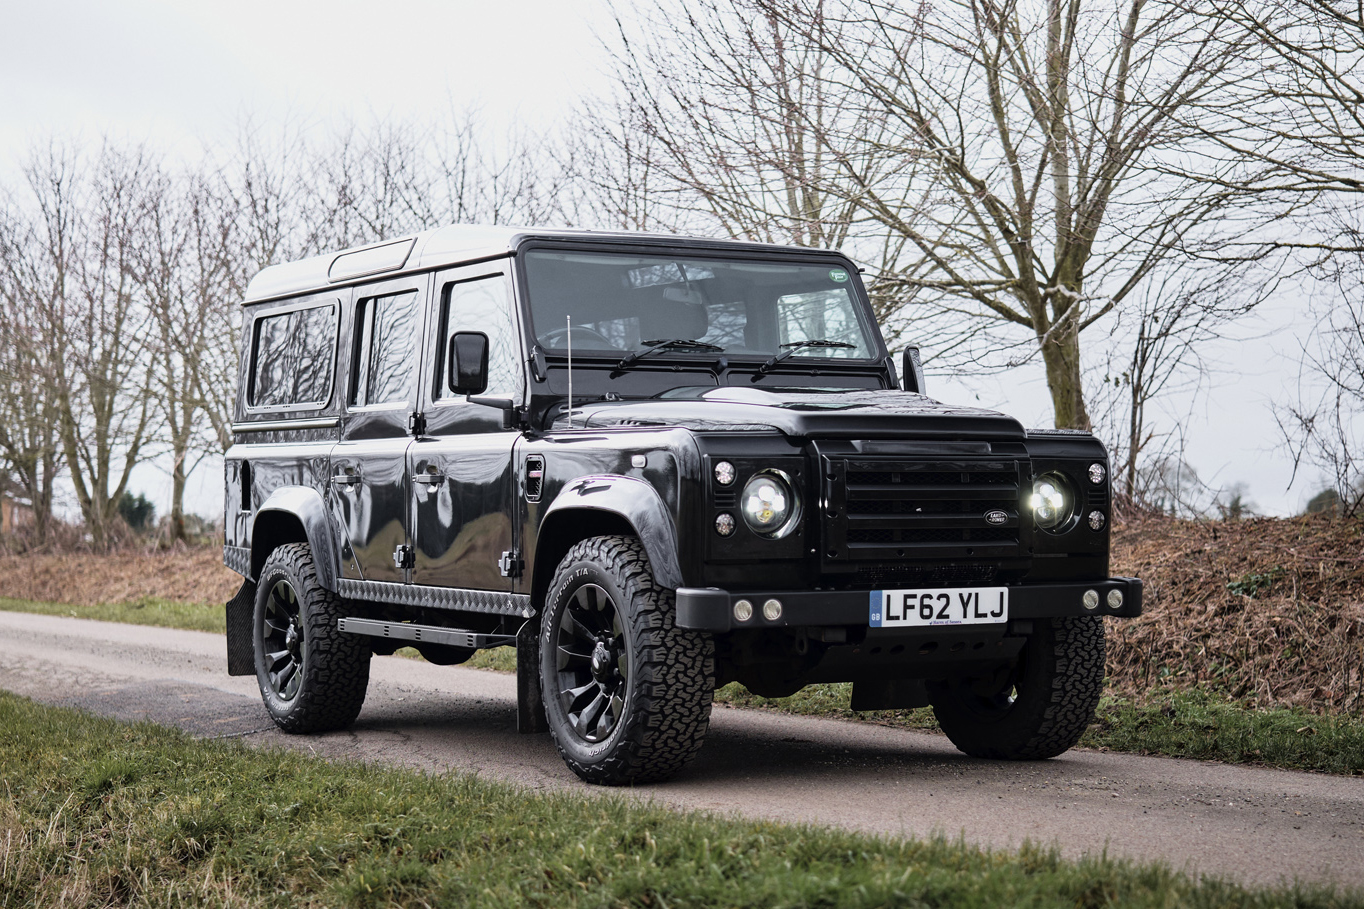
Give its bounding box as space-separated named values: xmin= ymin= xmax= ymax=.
xmin=540 ymin=535 xmax=714 ymax=785
xmin=254 ymin=542 xmax=370 ymax=733
xmin=928 ymin=616 xmax=1104 ymax=760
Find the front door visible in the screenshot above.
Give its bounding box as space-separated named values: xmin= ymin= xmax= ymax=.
xmin=329 ymin=275 xmax=430 ymax=583
xmin=410 ymin=262 xmax=523 ymax=592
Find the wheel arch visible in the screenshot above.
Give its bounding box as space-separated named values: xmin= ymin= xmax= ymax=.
xmin=250 ymin=486 xmax=340 ymax=592
xmin=531 ymin=475 xmax=684 ymax=613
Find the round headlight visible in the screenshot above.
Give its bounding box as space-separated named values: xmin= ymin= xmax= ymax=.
xmin=740 ymin=470 xmax=801 ymax=538
xmin=1029 ymin=473 xmax=1074 ymax=531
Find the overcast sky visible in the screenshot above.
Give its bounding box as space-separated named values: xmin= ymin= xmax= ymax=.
xmin=0 ymin=0 xmax=1327 ymax=519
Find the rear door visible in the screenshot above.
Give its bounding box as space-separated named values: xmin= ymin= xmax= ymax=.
xmin=329 ymin=275 xmax=430 ymax=583
xmin=410 ymin=261 xmax=524 ymax=592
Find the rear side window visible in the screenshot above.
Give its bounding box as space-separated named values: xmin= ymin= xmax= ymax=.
xmin=249 ymin=303 xmax=338 ymax=409
xmin=351 ymin=290 xmax=421 ymax=407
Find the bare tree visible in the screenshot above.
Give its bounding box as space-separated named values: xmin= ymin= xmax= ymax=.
xmin=0 ymin=198 xmax=62 ymax=544
xmin=20 ymin=142 xmax=160 ymax=549
xmin=1277 ymin=298 xmax=1364 ymax=516
xmin=687 ymin=0 xmax=1264 ymax=430
xmin=604 ymin=1 xmax=902 ymax=269
xmin=133 ymin=164 xmax=241 ymax=541
xmin=1088 ymin=262 xmax=1269 ymax=504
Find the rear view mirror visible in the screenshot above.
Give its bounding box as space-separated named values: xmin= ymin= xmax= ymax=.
xmin=901 ymin=345 xmax=926 ymax=394
xmin=449 ymin=331 xmax=489 ymax=395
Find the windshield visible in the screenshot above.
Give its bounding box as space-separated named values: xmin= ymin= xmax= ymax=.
xmin=523 ymin=250 xmax=878 ymax=362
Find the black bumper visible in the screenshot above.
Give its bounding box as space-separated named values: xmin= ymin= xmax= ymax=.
xmin=675 ymin=577 xmax=1143 ymax=633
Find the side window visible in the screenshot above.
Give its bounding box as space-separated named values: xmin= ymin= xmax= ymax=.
xmin=438 ymin=274 xmax=522 ymax=398
xmin=351 ymin=290 xmax=421 ymax=407
xmin=249 ymin=302 xmax=338 ymax=409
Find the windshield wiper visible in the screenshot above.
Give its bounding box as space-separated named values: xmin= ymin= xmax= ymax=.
xmin=617 ymin=338 xmax=725 ymax=370
xmin=758 ymin=339 xmax=857 ymax=374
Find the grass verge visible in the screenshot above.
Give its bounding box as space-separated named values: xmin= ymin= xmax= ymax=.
xmin=6 ymin=598 xmax=1362 ymax=776
xmin=712 ymin=683 xmax=1364 ymax=776
xmin=1 ymin=692 xmax=1357 ymax=909
xmin=0 ymin=595 xmax=224 ymax=633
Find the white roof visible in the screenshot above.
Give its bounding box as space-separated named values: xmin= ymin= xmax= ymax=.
xmin=242 ymin=224 xmax=834 ymax=304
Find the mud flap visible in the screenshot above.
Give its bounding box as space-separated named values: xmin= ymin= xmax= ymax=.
xmin=226 ymin=580 xmax=256 ymax=676
xmin=516 ymin=618 xmax=548 ymax=734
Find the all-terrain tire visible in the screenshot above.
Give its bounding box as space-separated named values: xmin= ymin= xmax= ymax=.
xmin=928 ymin=616 xmax=1104 ymax=760
xmin=540 ymin=535 xmax=715 ymax=785
xmin=254 ymin=542 xmax=370 ymax=733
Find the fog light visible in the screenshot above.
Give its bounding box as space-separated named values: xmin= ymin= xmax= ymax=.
xmin=714 ymin=460 xmax=736 ymax=486
xmin=733 ymin=599 xmax=754 ymax=622
xmin=1088 ymin=462 xmax=1106 ymax=485
xmin=1088 ymin=510 xmax=1106 ymax=531
xmin=1107 ymin=589 xmax=1124 ymax=610
xmin=762 ymin=598 xmax=783 ymax=621
xmin=1083 ymin=589 xmax=1100 ymax=610
xmin=715 ymin=513 xmax=736 ymax=536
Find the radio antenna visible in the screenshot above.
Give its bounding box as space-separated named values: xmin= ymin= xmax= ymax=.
xmin=566 ymin=315 xmax=573 ymax=429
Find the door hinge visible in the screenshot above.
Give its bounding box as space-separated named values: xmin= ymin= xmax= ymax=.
xmin=407 ymin=411 xmax=426 ymax=436
xmin=392 ymin=544 xmax=415 ymax=571
xmin=499 ymin=550 xmax=524 ymax=579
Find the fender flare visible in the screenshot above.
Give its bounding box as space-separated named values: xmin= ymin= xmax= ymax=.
xmin=538 ymin=475 xmax=684 ymax=590
xmin=251 ymin=486 xmax=341 ymax=591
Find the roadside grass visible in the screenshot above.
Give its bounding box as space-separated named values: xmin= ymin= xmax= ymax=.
xmin=0 ymin=595 xmax=224 ymax=633
xmin=6 ymin=597 xmax=1361 ymax=776
xmin=711 ymin=683 xmax=1364 ymax=775
xmin=1 ymin=692 xmax=1357 ymax=909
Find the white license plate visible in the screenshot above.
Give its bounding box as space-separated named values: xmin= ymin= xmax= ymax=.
xmin=869 ymin=587 xmax=1009 ymax=628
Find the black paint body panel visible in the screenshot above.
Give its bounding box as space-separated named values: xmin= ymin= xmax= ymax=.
xmin=224 ymin=230 xmax=1139 ymax=689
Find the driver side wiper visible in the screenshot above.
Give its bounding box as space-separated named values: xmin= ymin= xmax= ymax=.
xmin=617 ymin=338 xmax=725 ymax=370
xmin=758 ymin=339 xmax=857 ymax=374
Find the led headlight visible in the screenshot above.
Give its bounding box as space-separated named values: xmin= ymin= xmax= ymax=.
xmin=740 ymin=470 xmax=801 ymax=538
xmin=1029 ymin=473 xmax=1074 ymax=531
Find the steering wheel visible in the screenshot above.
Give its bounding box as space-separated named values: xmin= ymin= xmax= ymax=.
xmin=541 ymin=325 xmax=618 ymax=349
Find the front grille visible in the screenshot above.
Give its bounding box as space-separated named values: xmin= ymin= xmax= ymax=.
xmin=854 ymin=562 xmax=999 ymax=588
xmin=825 ymin=456 xmax=1024 ymax=562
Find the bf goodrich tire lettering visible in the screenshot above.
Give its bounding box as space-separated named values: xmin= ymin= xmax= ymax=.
xmin=540 ymin=535 xmax=715 ymax=785
xmin=254 ymin=542 xmax=371 ymax=733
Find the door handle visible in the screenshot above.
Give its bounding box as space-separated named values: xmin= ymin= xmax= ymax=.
xmin=331 ymin=472 xmax=359 ymax=486
xmin=412 ymin=472 xmax=444 ymax=485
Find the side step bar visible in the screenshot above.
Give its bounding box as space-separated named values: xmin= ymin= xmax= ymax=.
xmin=337 ymin=617 xmax=516 ymax=650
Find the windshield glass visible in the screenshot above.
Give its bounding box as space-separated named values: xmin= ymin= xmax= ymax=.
xmin=523 ymin=250 xmax=878 ymax=361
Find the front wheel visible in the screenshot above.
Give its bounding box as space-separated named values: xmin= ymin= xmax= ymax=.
xmin=540 ymin=535 xmax=714 ymax=785
xmin=928 ymin=616 xmax=1104 ymax=760
xmin=254 ymin=542 xmax=370 ymax=733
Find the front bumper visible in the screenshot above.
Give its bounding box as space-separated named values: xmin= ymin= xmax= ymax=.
xmin=675 ymin=576 xmax=1142 ymax=633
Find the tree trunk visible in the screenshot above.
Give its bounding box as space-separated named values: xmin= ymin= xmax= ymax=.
xmin=1037 ymin=315 xmax=1091 ymax=431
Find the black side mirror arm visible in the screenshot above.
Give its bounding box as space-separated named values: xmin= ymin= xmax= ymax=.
xmin=467 ymin=394 xmax=526 ymax=431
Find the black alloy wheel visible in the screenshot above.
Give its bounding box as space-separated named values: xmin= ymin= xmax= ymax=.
xmin=261 ymin=578 xmax=305 ymax=702
xmin=539 ymin=535 xmax=715 ymax=785
xmin=553 ymin=583 xmax=628 ymax=743
xmin=252 ymin=542 xmax=370 ymax=734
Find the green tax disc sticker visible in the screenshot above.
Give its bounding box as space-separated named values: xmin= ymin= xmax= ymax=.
xmin=829 ymin=268 xmax=849 ymax=283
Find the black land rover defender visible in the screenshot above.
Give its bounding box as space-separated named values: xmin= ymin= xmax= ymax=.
xmin=222 ymin=225 xmax=1141 ymax=784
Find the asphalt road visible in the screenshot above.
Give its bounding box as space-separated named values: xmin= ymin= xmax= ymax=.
xmin=1 ymin=610 xmax=1360 ymax=889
